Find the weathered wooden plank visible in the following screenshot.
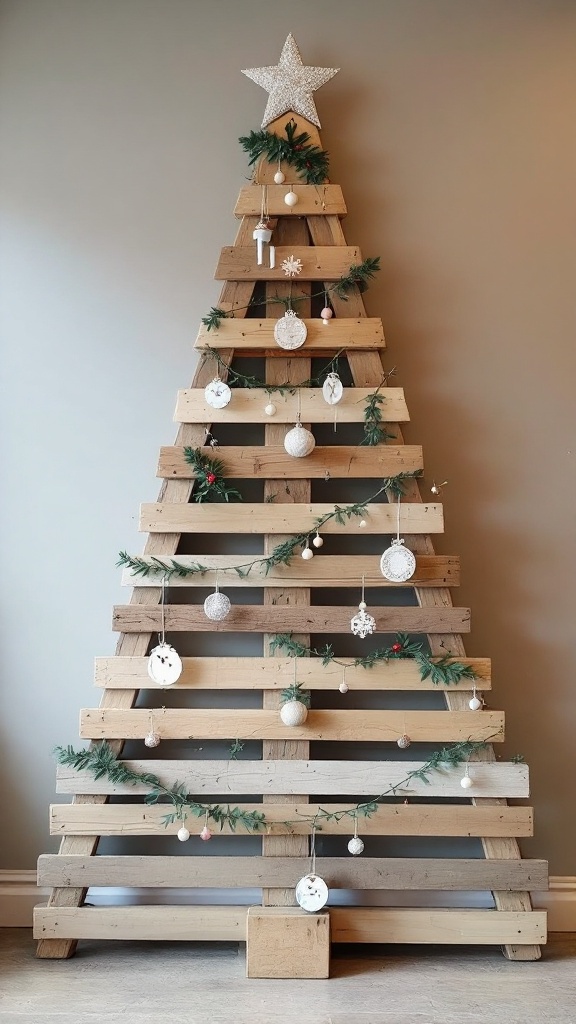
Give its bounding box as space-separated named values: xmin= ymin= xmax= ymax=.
xmin=49 ymin=801 xmax=532 ymax=838
xmin=79 ymin=707 xmax=504 ymax=743
xmin=247 ymin=907 xmax=330 ymax=979
xmin=195 ymin=318 xmax=385 ymax=352
xmin=174 ymin=387 xmax=407 ymax=424
xmin=56 ymin=759 xmax=529 ymax=798
xmin=234 ymin=184 xmax=347 ymax=217
xmin=158 ymin=445 xmax=423 ymax=479
xmin=94 ymin=654 xmax=490 ymax=690
xmin=112 ymin=604 xmax=470 ymax=634
xmin=33 ymin=905 xmax=547 ymax=945
xmin=139 ymin=501 xmax=440 ymax=534
xmin=38 ymin=855 xmax=547 ymax=891
xmin=121 ymin=555 xmax=460 ymax=589
xmin=215 ymin=246 xmax=361 ymax=281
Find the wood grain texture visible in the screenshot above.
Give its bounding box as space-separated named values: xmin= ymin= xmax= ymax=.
xmin=94 ymin=654 xmax=490 ymax=689
xmin=139 ymin=501 xmax=441 ymax=534
xmin=49 ymin=801 xmax=533 ymax=838
xmin=215 ymin=246 xmax=361 ymax=281
xmin=121 ymin=554 xmax=460 ymax=589
xmin=56 ymin=759 xmax=529 ymax=798
xmin=112 ymin=604 xmax=471 ymax=634
xmin=175 ymin=386 xmax=407 ymax=423
xmin=195 ymin=317 xmax=385 ymax=352
xmin=234 ymin=184 xmax=346 ymax=216
xmin=158 ymin=444 xmax=423 ymax=479
xmin=246 ymin=908 xmax=330 ymax=979
xmin=33 ymin=905 xmax=547 ymax=945
xmin=37 ymin=855 xmax=548 ymax=891
xmin=79 ymin=707 xmax=504 ymax=743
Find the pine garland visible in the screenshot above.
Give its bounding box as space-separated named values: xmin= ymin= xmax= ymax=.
xmin=362 ymin=391 xmax=395 ymax=446
xmin=269 ymin=632 xmax=477 ymax=687
xmin=55 ymin=738 xmax=490 ymax=833
xmin=183 ymin=448 xmax=243 ymax=503
xmin=204 ymin=348 xmax=342 ymax=396
xmin=239 ymin=119 xmax=330 ymax=185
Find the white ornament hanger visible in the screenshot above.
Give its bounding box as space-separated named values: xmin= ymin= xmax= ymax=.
xmin=379 ymin=495 xmax=417 ymax=583
xmin=347 ymin=813 xmax=364 ymax=856
xmin=147 ymin=577 xmax=182 ymax=686
xmin=253 ymin=185 xmax=275 ymax=267
xmin=350 ymin=576 xmax=376 ymax=638
xmin=295 ymin=826 xmax=329 ymax=912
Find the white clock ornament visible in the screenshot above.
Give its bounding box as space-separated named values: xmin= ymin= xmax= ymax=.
xmin=147 ymin=642 xmax=182 ymax=687
xmin=322 ymin=372 xmax=343 ymax=406
xmin=274 ymin=309 xmax=307 ymax=350
xmin=380 ymin=495 xmax=416 ymax=583
xmin=204 ymin=377 xmax=231 ymax=410
xmin=295 ymin=873 xmax=329 ymax=913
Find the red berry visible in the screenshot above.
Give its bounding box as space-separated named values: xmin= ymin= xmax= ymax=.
xmin=207 ymin=473 xmax=216 ymax=484
xmin=391 ymin=643 xmax=402 ymax=653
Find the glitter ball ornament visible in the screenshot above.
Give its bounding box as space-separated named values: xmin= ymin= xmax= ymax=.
xmin=350 ymin=601 xmax=376 ymax=639
xmin=312 ymin=532 xmax=323 ymax=548
xmin=339 ymin=681 xmax=349 ymax=694
xmin=280 ymin=700 xmax=309 ymax=727
xmin=321 ymin=306 xmax=333 ymax=325
xmin=200 ymin=826 xmax=212 ymax=841
xmin=284 ymin=423 xmax=316 ymax=458
xmin=348 ymin=836 xmax=364 ymax=856
xmin=177 ymin=826 xmax=190 ymax=842
xmin=204 ymin=589 xmax=231 ymax=621
xmin=274 ymin=170 xmax=286 ymax=184
xmin=284 ymin=190 xmax=298 ymax=207
xmin=301 ymin=543 xmax=314 ymax=560
xmin=147 ymin=642 xmax=182 ymax=687
xmin=144 ymin=731 xmax=160 ymax=748
xmin=469 ymin=695 xmax=483 ymax=711
xmin=264 ymin=402 xmax=277 ymax=416
xmin=460 ymin=774 xmax=473 ymax=790
xmin=397 ymin=734 xmax=411 ymax=749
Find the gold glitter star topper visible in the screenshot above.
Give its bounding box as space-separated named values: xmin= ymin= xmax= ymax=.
xmin=242 ymin=33 xmax=339 ymax=129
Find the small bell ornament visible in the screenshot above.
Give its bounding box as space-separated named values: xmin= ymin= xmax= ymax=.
xmin=380 ymin=496 xmax=416 ymax=583
xmin=148 ymin=641 xmax=182 ymax=687
xmin=204 ymin=580 xmax=231 ymax=621
xmin=284 ymin=422 xmax=315 ymax=458
xmin=274 ymin=308 xmax=307 ymax=350
xmin=350 ymin=577 xmax=376 ymax=638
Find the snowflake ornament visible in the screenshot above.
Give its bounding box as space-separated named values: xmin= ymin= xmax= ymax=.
xmin=281 ymin=254 xmax=303 ymax=277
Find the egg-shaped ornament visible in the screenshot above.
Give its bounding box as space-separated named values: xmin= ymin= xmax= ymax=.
xmin=264 ymin=402 xmax=277 ymax=417
xmin=295 ymin=873 xmax=329 ymax=913
xmin=204 ymin=377 xmax=231 ymax=410
xmin=147 ymin=642 xmax=182 ymax=686
xmin=274 ymin=309 xmax=307 ymax=351
xmin=177 ymin=826 xmax=190 ymax=842
xmin=203 ymin=589 xmax=231 ymax=621
xmin=284 ymin=423 xmax=315 ymax=458
xmin=280 ymin=700 xmax=309 ymax=727
xmin=380 ymin=539 xmax=417 ymax=583
xmin=274 ymin=169 xmax=285 ymax=184
xmin=348 ymin=836 xmax=364 ymax=856
xmin=284 ymin=189 xmax=299 ymax=207
xmin=322 ymin=372 xmax=343 ymax=406
xmin=469 ymin=695 xmax=483 ymax=711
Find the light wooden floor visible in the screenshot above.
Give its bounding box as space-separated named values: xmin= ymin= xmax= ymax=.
xmin=1 ymin=930 xmax=575 ymax=1024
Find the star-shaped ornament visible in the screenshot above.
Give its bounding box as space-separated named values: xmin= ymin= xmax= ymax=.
xmin=242 ymin=34 xmax=339 ymax=129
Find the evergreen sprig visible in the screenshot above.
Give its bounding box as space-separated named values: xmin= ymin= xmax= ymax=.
xmin=55 ymin=738 xmax=492 ymax=832
xmin=183 ymin=448 xmax=243 ymax=503
xmin=281 ymin=683 xmax=312 ymax=708
xmin=201 ymin=307 xmax=228 ymax=331
xmin=205 ymin=348 xmax=342 ymax=396
xmin=382 ymin=471 xmax=422 ymax=500
xmin=270 ymin=632 xmax=477 ymax=687
xmin=239 ymin=119 xmax=330 ymax=185
xmin=332 ymin=257 xmax=381 ymax=299
xmin=362 ymin=391 xmax=395 ymax=446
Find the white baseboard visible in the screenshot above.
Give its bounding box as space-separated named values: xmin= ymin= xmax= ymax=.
xmin=2 ymin=869 xmax=574 ymax=931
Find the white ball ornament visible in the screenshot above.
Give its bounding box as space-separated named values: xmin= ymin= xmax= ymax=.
xmin=348 ymin=836 xmax=365 ymax=856
xmin=284 ymin=423 xmax=316 ymax=458
xmin=144 ymin=731 xmax=160 ymax=748
xmin=312 ymin=532 xmax=323 ymax=548
xmin=147 ymin=642 xmax=182 ymax=687
xmin=274 ymin=170 xmax=286 ymax=184
xmin=460 ymin=774 xmax=473 ymax=790
xmin=359 ymin=520 xmax=367 ymax=529
xmin=264 ymin=402 xmax=277 ymax=416
xmin=280 ymin=700 xmax=309 ymax=727
xmin=203 ymin=590 xmax=231 ymax=621
xmin=177 ymin=826 xmax=190 ymax=842
xmin=339 ymin=681 xmax=349 ymax=694
xmin=301 ymin=543 xmax=314 ymax=560
xmin=284 ymin=190 xmax=298 ymax=207
xmin=469 ymin=696 xmax=483 ymax=711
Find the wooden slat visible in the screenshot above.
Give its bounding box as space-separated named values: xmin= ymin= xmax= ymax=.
xmin=158 ymin=445 xmax=423 ymax=479
xmin=121 ymin=554 xmax=460 ymax=589
xmin=112 ymin=604 xmax=470 ymax=634
xmin=139 ymin=501 xmax=440 ymax=534
xmin=174 ymin=387 xmax=409 ymax=425
xmin=79 ymin=707 xmax=504 ymax=743
xmin=234 ymin=184 xmax=347 ymax=217
xmin=33 ymin=905 xmax=547 ymax=945
xmin=195 ymin=318 xmax=385 ymax=352
xmin=94 ymin=655 xmax=490 ymax=690
xmin=215 ymin=246 xmax=361 ymax=281
xmin=38 ymin=855 xmax=547 ymax=891
xmin=56 ymin=759 xmax=529 ymax=798
xmin=49 ymin=801 xmax=532 ymax=838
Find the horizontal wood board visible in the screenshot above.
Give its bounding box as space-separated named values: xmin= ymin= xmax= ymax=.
xmin=215 ymin=246 xmax=361 ymax=281
xmin=195 ymin=317 xmax=385 ymax=352
xmin=174 ymin=387 xmax=408 ymax=423
xmin=158 ymin=445 xmax=423 ymax=479
xmin=234 ymin=184 xmax=347 ymax=217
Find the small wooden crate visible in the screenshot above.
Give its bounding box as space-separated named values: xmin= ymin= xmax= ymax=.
xmin=246 ymin=907 xmax=330 ymax=979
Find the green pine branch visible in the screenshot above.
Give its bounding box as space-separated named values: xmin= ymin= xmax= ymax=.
xmin=239 ymin=119 xmax=330 ymax=185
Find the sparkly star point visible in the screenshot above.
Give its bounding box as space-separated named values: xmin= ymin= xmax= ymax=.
xmin=242 ymin=33 xmax=339 ymax=129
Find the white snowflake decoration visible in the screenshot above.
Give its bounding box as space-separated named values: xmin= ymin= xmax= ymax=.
xmin=281 ymin=254 xmax=303 ymax=277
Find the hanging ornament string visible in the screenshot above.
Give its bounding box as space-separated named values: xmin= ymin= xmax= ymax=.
xmin=310 ymin=825 xmax=317 ymax=877
xmin=159 ymin=575 xmax=166 ymax=646
xmin=379 ymin=496 xmax=417 ymax=583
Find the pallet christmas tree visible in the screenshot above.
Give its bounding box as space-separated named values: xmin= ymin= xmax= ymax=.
xmin=35 ymin=36 xmax=547 ymax=974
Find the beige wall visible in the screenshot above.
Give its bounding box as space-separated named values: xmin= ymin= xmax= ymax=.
xmin=1 ymin=0 xmax=575 ymax=875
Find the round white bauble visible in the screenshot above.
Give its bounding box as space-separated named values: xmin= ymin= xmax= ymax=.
xmin=204 ymin=377 xmax=232 ymax=410
xmin=177 ymin=826 xmax=190 ymax=842
xmin=295 ymin=873 xmax=328 ymax=913
xmin=397 ymin=734 xmax=411 ymax=749
xmin=264 ymin=402 xmax=277 ymax=416
xmin=280 ymin=700 xmax=309 ymax=727
xmin=284 ymin=424 xmax=315 ymax=458
xmin=274 ymin=310 xmax=307 ymax=350
xmin=274 ymin=170 xmax=285 ymax=184
xmin=469 ymin=696 xmax=483 ymax=711
xmin=284 ymin=190 xmax=298 ymax=207
xmin=147 ymin=642 xmax=182 ymax=686
xmin=348 ymin=836 xmax=365 ymax=856
xmin=380 ymin=540 xmax=417 ymax=583
xmin=359 ymin=519 xmax=367 ymax=528
xmin=460 ymin=775 xmax=473 ymax=790
xmin=339 ymin=681 xmax=349 ymax=694
xmin=312 ymin=533 xmax=323 ymax=548
xmin=203 ymin=591 xmax=231 ymax=621
xmin=301 ymin=545 xmax=314 ymax=560
xmin=144 ymin=731 xmax=160 ymax=748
